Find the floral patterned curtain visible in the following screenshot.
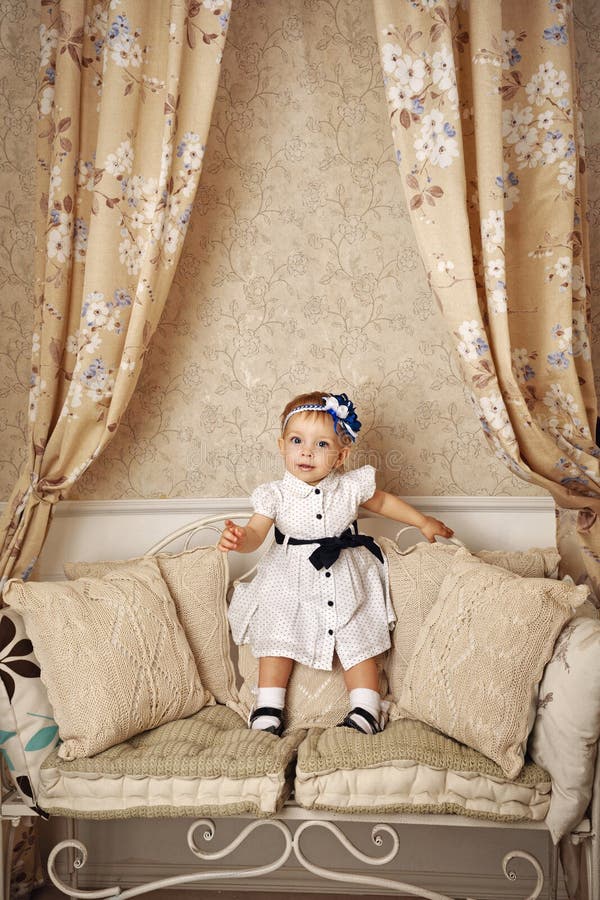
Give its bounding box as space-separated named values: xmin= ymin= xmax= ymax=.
xmin=2 ymin=2 xmax=230 ymax=896
xmin=0 ymin=0 xmax=230 ymax=590
xmin=373 ymin=0 xmax=600 ymax=599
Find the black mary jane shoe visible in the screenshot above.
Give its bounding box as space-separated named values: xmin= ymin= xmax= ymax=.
xmin=336 ymin=706 xmax=383 ymax=735
xmin=248 ymin=705 xmax=285 ymax=736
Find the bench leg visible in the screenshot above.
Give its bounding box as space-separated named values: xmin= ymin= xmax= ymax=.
xmin=586 ymin=827 xmax=600 ymax=900
xmin=3 ymin=818 xmax=20 ymax=900
xmin=548 ymin=837 xmax=559 ymax=900
xmin=66 ymin=817 xmax=77 ymax=892
xmin=0 ymin=814 xmax=4 ymax=900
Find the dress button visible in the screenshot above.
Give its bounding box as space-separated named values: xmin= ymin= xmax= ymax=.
xmin=314 ymin=488 xmax=320 ymax=494
xmin=316 ymin=513 xmax=322 ymax=519
xmin=328 ymin=629 xmax=333 ymax=636
xmin=325 ymin=571 xmax=331 ymax=578
xmin=328 ymin=601 xmax=334 ymax=607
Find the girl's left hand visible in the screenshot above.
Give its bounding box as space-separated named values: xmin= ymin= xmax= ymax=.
xmin=420 ymin=516 xmax=454 ymax=543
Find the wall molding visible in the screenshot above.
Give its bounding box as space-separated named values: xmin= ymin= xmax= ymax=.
xmin=0 ymin=494 xmax=554 ymax=517
xmin=0 ymin=494 xmax=557 ymax=580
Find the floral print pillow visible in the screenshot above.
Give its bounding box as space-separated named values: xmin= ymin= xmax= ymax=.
xmin=0 ymin=609 xmax=58 ymax=812
xmin=529 ymin=605 xmax=600 ymax=842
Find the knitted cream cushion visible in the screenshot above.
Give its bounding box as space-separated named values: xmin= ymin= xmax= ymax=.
xmin=380 ymin=539 xmax=561 ymax=717
xmin=399 ymin=548 xmax=587 ymax=779
xmin=236 ymin=644 xmax=389 ymax=733
xmin=4 ymin=558 xmax=209 ymax=761
xmin=64 ymin=547 xmax=239 ymax=711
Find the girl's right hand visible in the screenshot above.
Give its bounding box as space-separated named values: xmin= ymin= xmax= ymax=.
xmin=218 ymin=519 xmax=247 ymax=553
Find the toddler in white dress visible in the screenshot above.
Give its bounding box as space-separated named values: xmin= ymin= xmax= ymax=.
xmin=219 ymin=390 xmax=453 ymax=736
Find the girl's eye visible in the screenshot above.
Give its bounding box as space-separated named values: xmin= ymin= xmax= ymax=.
xmin=318 ymin=441 xmax=329 ymax=448
xmin=291 ymin=437 xmax=301 ymax=444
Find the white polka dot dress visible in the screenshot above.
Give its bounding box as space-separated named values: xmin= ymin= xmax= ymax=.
xmin=227 ymin=465 xmax=396 ymax=671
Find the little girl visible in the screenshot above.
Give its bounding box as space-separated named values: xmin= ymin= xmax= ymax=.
xmin=218 ymin=390 xmax=453 ymax=736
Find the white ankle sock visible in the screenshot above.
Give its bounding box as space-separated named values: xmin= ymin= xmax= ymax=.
xmin=250 ymin=686 xmax=286 ymax=732
xmin=348 ymin=688 xmax=382 ymax=733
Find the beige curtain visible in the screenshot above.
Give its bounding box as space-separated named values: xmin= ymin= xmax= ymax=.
xmin=0 ymin=0 xmax=229 ymax=590
xmin=373 ymin=0 xmax=600 ymax=597
xmin=2 ymin=2 xmax=230 ymax=895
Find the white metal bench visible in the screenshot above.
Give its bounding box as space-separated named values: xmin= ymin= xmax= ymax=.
xmin=1 ymin=512 xmax=598 ymax=900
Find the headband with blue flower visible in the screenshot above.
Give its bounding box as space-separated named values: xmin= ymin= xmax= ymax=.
xmin=282 ymin=393 xmax=362 ymax=442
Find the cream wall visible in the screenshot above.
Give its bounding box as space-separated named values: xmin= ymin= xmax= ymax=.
xmin=0 ymin=0 xmax=598 ymax=502
xmin=0 ymin=1 xmax=38 ymax=498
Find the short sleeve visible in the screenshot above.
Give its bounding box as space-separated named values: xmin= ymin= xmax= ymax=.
xmin=345 ymin=465 xmax=377 ymax=506
xmin=250 ymin=482 xmax=278 ymax=520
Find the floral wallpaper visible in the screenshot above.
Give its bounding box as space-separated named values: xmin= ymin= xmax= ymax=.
xmin=0 ymin=1 xmax=38 ymax=500
xmin=577 ymin=1 xmax=600 ymax=416
xmin=0 ymin=0 xmax=599 ymax=501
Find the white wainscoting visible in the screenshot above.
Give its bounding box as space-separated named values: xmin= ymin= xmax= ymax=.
xmin=33 ymin=494 xmax=557 ymax=580
xmin=17 ymin=496 xmax=566 ymax=898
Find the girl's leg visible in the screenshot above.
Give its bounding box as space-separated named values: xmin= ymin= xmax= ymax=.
xmin=250 ymin=656 xmax=294 ymax=733
xmin=341 ymin=656 xmax=383 ymax=734
xmin=343 ymin=657 xmax=379 ymax=692
xmin=258 ymin=656 xmax=294 ymax=688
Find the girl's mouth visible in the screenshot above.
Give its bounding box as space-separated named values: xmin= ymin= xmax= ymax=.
xmin=298 ymin=464 xmax=314 ymax=471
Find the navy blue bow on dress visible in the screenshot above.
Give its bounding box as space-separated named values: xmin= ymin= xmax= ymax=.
xmin=274 ymin=521 xmax=384 ymax=571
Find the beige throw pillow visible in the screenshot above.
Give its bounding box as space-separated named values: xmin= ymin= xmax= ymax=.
xmin=380 ymin=539 xmax=561 ymax=714
xmin=479 ymin=547 xmax=560 ymax=579
xmin=399 ymin=548 xmax=586 ymax=779
xmin=4 ymin=558 xmax=209 ymax=760
xmin=64 ymin=547 xmax=240 ymax=711
xmin=236 ymin=644 xmax=389 ymax=733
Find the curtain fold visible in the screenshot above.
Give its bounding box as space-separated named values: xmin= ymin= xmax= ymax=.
xmin=373 ymin=0 xmax=600 ymax=597
xmin=0 ymin=0 xmax=230 ymax=589
xmin=2 ymin=3 xmax=230 ymax=896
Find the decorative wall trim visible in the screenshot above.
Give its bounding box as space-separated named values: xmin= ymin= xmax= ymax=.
xmin=0 ymin=495 xmax=556 ymax=581
xmin=31 ymin=494 xmax=557 ymax=516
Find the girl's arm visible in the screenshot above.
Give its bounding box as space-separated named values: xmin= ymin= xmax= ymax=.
xmin=361 ymin=490 xmax=453 ymax=542
xmin=217 ymin=513 xmax=274 ymax=553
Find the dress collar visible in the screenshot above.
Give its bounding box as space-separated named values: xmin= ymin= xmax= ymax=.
xmin=282 ymin=468 xmax=341 ymax=497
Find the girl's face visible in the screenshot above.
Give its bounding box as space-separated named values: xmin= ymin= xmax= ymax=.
xmin=277 ymin=412 xmax=350 ymax=484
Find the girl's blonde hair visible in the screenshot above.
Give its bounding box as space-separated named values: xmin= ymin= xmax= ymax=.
xmin=280 ymin=391 xmax=353 ymax=446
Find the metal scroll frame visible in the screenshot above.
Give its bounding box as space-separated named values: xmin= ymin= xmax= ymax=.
xmin=3 ymin=795 xmax=597 ymax=900
xmin=41 ymin=807 xmax=591 ymax=900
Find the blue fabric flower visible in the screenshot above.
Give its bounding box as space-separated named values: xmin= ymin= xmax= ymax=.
xmin=322 ymin=393 xmax=362 ymax=441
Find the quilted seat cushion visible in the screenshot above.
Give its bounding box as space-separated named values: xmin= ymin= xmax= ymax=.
xmin=295 ymin=719 xmax=551 ymax=822
xmin=38 ymin=706 xmax=303 ymax=819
